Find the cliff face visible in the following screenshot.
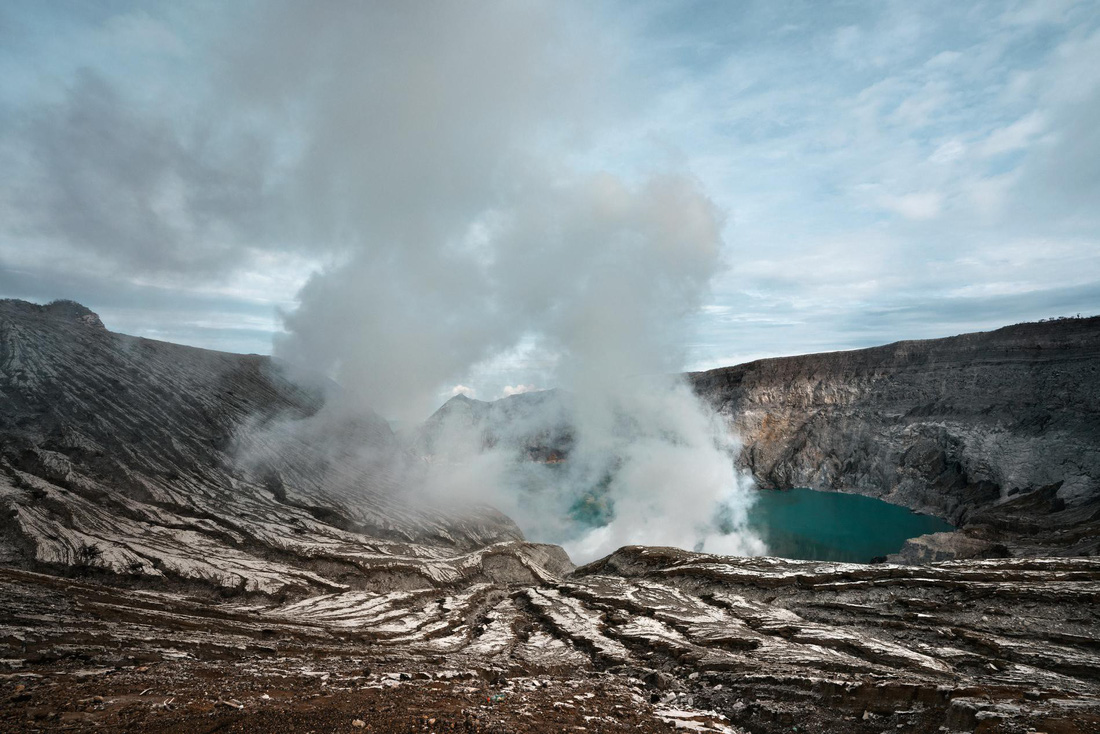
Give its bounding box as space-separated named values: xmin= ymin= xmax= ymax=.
xmin=0 ymin=299 xmax=568 ymax=594
xmin=689 ymin=318 xmax=1100 ymax=550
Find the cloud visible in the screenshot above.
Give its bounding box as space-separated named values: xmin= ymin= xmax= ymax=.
xmin=4 ymin=67 xmax=273 ymax=278
xmin=877 ymin=191 xmax=944 ymax=220
xmin=978 ymin=111 xmax=1046 ymax=157
xmin=929 ymin=139 xmax=966 ymax=164
xmin=99 ymin=10 xmax=186 ymax=56
xmin=999 ymin=0 xmax=1080 ymax=27
xmin=239 ymin=1 xmax=724 ymax=420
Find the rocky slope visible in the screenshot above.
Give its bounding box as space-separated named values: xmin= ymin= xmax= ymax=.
xmin=2 ymin=299 xmax=1099 ymax=732
xmin=0 ymin=299 xmax=566 ymax=595
xmin=689 ymin=317 xmax=1100 ymax=557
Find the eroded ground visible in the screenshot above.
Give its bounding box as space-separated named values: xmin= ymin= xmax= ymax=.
xmin=6 ymin=662 xmax=709 ymax=733
xmin=3 ymin=549 xmax=1100 ymax=733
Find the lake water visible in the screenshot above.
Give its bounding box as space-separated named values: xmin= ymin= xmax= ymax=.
xmin=746 ymin=487 xmax=955 ymax=563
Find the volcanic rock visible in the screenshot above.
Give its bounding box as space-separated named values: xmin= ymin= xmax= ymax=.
xmin=688 ymin=318 xmax=1100 ymax=546
xmin=2 ymin=299 xmax=1099 ymax=733
xmin=0 ymin=299 xmax=565 ymax=594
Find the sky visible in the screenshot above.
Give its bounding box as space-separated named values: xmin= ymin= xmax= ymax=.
xmin=2 ymin=0 xmax=1099 ymax=412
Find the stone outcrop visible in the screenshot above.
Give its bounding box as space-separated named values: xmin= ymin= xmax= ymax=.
xmin=888 ymin=529 xmax=1009 ymax=564
xmin=689 ymin=318 xmax=1100 ymax=555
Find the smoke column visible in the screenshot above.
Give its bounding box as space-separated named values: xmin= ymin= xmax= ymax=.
xmin=237 ymin=1 xmax=764 ymax=561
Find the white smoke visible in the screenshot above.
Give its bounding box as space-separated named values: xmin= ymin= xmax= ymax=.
xmin=223 ymin=1 xmax=765 ymax=562
xmin=561 ymin=381 xmax=766 ymax=562
xmin=413 ymin=379 xmax=765 ymax=563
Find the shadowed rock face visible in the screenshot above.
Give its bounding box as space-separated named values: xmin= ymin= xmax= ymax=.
xmin=689 ymin=318 xmax=1100 ymax=556
xmin=0 ymin=299 xmax=564 ymax=594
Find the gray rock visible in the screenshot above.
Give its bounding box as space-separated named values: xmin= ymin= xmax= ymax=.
xmin=888 ymin=531 xmax=1009 ymax=564
xmin=643 ymin=670 xmax=675 ymax=690
xmin=689 ymin=317 xmax=1100 ymax=556
xmin=0 ymin=299 xmax=569 ymax=594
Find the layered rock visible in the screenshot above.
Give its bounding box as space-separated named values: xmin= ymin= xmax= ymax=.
xmin=689 ymin=318 xmax=1100 ymax=554
xmin=413 ymin=389 xmax=573 ymax=461
xmin=0 ymin=299 xmax=560 ymax=594
xmin=2 ymin=547 xmax=1098 ymax=733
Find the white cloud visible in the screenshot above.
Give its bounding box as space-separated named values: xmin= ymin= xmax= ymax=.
xmin=999 ymin=0 xmax=1079 ymax=27
xmin=924 ymin=50 xmax=962 ymax=68
xmin=930 ymin=139 xmax=967 ymax=164
xmin=100 ymin=10 xmax=187 ymax=56
xmin=978 ymin=111 xmax=1047 ymax=157
xmin=877 ymin=191 xmax=944 ymax=220
xmin=832 ymin=25 xmax=861 ymax=59
xmin=968 ymin=171 xmax=1018 ymax=218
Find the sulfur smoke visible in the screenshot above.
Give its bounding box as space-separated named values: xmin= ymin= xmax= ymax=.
xmin=234 ymin=1 xmax=764 ymax=562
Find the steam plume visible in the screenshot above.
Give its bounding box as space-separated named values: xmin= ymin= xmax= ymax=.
xmin=238 ymin=1 xmax=764 ymax=561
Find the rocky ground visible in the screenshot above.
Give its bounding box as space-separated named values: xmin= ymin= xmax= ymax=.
xmin=0 ymin=565 xmax=743 ymax=734
xmin=5 ymin=660 xmax=691 ymax=734
xmin=2 ymin=549 xmax=1099 ymax=733
xmin=3 ymin=300 xmax=1100 ymax=732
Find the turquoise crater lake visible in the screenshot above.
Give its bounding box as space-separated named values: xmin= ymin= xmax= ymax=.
xmin=746 ymin=487 xmax=955 ymax=563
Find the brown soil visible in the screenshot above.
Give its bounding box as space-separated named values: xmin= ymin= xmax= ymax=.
xmin=4 ymin=662 xmax=682 ymax=733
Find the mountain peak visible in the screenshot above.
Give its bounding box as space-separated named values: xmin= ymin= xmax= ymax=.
xmin=1 ymin=298 xmax=105 ymax=329
xmin=45 ymin=299 xmax=105 ymax=328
